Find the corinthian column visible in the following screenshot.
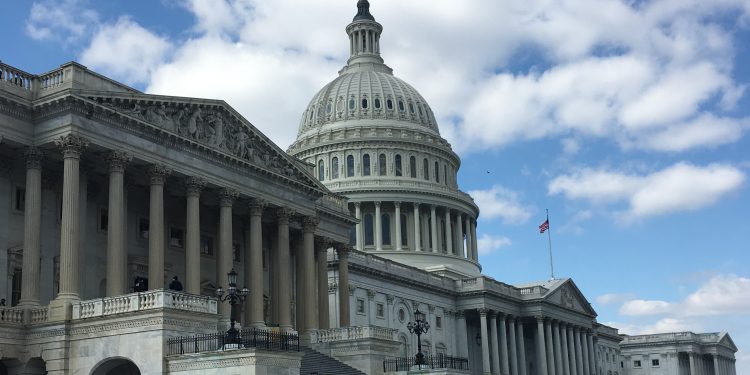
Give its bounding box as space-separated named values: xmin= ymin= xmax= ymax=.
xmin=444 ymin=209 xmax=453 ymax=255
xmin=394 ymin=202 xmax=402 ymax=250
xmin=536 ymin=316 xmax=549 ymax=375
xmin=217 ymin=188 xmax=238 ymax=320
xmin=105 ymin=151 xmax=131 ymax=296
xmin=50 ymin=135 xmax=88 ymax=320
xmin=430 ymin=205 xmax=438 ymax=252
xmin=545 ymin=319 xmax=556 ymax=375
xmin=413 ymin=204 xmax=421 ymax=251
xmin=464 ymin=216 xmax=472 ymax=260
xmin=517 ymin=319 xmax=528 ymax=375
xmin=479 ymin=308 xmax=491 ymax=375
xmin=455 ymin=213 xmax=464 ymax=257
xmin=316 ymin=237 xmax=330 ymax=329
xmin=508 ymin=317 xmax=519 ymax=375
xmin=499 ymin=313 xmax=510 ymax=375
xmin=337 ymin=244 xmax=351 ymax=327
xmin=184 ymin=177 xmax=206 ymax=295
xmin=19 ymin=147 xmax=44 ymax=307
xmin=148 ymin=164 xmax=171 ymax=289
xmin=471 ymin=219 xmax=479 ymax=260
xmin=489 ymin=312 xmax=500 ymax=374
xmin=276 ymin=208 xmax=293 ymax=331
xmin=354 ymin=202 xmax=362 ymax=250
xmin=246 ymin=198 xmax=266 ymax=327
xmin=374 ymin=201 xmax=382 ymax=251
xmin=302 ymin=216 xmax=319 ymax=332
xmin=553 ymin=321 xmax=564 ymax=375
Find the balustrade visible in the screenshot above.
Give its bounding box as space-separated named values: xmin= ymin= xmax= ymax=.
xmin=313 ymin=325 xmax=398 ymax=343
xmin=73 ymin=289 xmax=218 ymax=319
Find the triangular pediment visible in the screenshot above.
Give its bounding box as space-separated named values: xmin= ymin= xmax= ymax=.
xmin=73 ymin=92 xmax=326 ymax=193
xmin=544 ymin=279 xmax=597 ymax=316
xmin=718 ymin=332 xmax=738 ymax=351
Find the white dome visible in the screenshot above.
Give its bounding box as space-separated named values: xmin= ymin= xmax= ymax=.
xmin=298 ymin=70 xmax=441 ymax=137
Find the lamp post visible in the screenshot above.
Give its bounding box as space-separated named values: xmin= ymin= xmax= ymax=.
xmin=407 ymin=309 xmax=430 ymax=368
xmin=215 ymin=268 xmax=249 ymax=345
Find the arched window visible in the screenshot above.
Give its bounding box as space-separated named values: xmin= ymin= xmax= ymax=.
xmin=363 ymin=154 xmax=371 ymax=176
xmin=398 ymin=100 xmax=405 ymax=111
xmin=326 ymin=102 xmax=332 ymax=114
xmin=331 ymin=157 xmax=339 ymax=179
xmin=318 ymin=160 xmax=325 ymax=181
xmin=362 ymin=98 xmax=368 ymax=109
xmin=423 ymin=158 xmax=429 ymax=180
xmin=346 ymin=155 xmax=354 ymax=177
xmin=374 ymin=98 xmax=381 ymax=109
xmin=379 ymin=153 xmax=387 ymax=176
xmin=348 ymin=98 xmax=355 ymax=110
xmin=410 ymin=156 xmax=417 ymax=178
xmin=386 ymin=98 xmax=393 ymax=110
xmin=395 ymin=154 xmax=403 ymax=176
xmin=364 ymin=214 xmax=374 ymax=246
xmin=435 ymin=161 xmax=440 ymax=183
xmin=382 ymin=214 xmax=391 ymax=245
xmin=401 ymin=214 xmax=408 ymax=247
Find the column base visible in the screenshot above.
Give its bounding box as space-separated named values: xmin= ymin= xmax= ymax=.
xmin=48 ymin=295 xmax=79 ymax=322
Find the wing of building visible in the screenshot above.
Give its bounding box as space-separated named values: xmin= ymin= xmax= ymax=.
xmin=0 ymin=1 xmax=738 ymax=375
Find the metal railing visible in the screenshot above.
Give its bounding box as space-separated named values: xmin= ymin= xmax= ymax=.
xmin=167 ymin=328 xmax=299 ymax=355
xmin=383 ymin=354 xmax=469 ymax=372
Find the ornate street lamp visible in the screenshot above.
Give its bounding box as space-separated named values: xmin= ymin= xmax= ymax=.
xmin=215 ymin=269 xmax=249 ymax=345
xmin=407 ymin=309 xmax=430 ymax=368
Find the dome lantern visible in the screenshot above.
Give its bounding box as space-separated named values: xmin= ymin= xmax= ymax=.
xmin=343 ymin=0 xmax=388 ymax=73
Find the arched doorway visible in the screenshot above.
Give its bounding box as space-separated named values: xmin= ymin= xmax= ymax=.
xmin=91 ymin=358 xmax=140 ymax=375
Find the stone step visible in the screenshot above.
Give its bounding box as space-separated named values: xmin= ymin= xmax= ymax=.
xmin=300 ymin=347 xmax=366 ymax=375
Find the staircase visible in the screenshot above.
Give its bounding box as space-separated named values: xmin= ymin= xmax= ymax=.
xmin=300 ymin=347 xmax=366 ymax=375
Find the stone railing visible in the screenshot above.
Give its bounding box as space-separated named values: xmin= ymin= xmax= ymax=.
xmin=314 ymin=325 xmax=398 ymax=343
xmin=458 ymin=277 xmax=522 ymax=298
xmin=622 ymin=331 xmax=721 ymax=345
xmin=519 ymin=285 xmax=549 ymax=296
xmin=316 ymin=193 xmax=350 ymax=214
xmin=73 ymin=289 xmax=218 ymax=319
xmin=29 ymin=307 xmax=49 ymax=324
xmin=346 ymin=250 xmax=457 ymax=291
xmin=0 ymin=307 xmax=25 ymax=325
xmin=0 ymin=62 xmax=34 ymax=90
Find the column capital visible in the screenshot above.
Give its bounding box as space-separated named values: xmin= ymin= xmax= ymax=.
xmin=24 ymin=147 xmax=44 ymax=169
xmin=106 ymin=150 xmax=132 ymax=173
xmin=535 ymin=315 xmax=546 ymax=322
xmin=374 ymin=201 xmax=381 ymax=207
xmin=335 ymin=243 xmax=351 ymax=257
xmin=478 ymin=307 xmax=490 ymax=316
xmin=413 ymin=202 xmax=420 ymax=209
xmin=315 ymin=237 xmax=331 ymax=252
xmin=456 ymin=310 xmax=465 ymax=318
xmin=497 ymin=312 xmax=507 ymax=320
xmin=394 ymin=201 xmax=401 ymax=207
xmin=354 ymin=201 xmax=361 ymax=208
xmin=55 ymin=134 xmax=89 ymax=159
xmin=276 ymin=207 xmax=294 ymax=224
xmin=302 ymin=216 xmax=319 ymax=232
xmin=488 ymin=310 xmax=497 ymax=319
xmin=184 ymin=176 xmax=207 ymax=196
xmin=147 ymin=164 xmax=171 ymax=184
xmin=219 ymin=187 xmax=239 ymax=206
xmin=248 ymin=198 xmax=267 ymax=215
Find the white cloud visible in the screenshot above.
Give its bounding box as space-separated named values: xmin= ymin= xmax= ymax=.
xmin=80 ymin=17 xmax=172 ymax=85
xmin=26 ymin=0 xmax=99 ymax=43
xmin=548 ymin=162 xmax=745 ymax=221
xmin=596 ymin=292 xmax=636 ymax=306
xmin=682 ymin=274 xmax=750 ymax=316
xmin=634 ymin=114 xmax=747 ymax=152
xmin=609 ymin=318 xmax=697 ymax=335
xmin=467 ymin=185 xmax=533 ymax=225
xmin=619 ymin=299 xmax=676 ymax=316
xmin=477 ymin=234 xmax=512 ymax=256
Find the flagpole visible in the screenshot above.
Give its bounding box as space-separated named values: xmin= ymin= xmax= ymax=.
xmin=547 ymin=209 xmax=554 ymax=280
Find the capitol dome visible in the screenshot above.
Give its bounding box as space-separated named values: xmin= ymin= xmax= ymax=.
xmin=289 ymin=0 xmax=480 ymax=278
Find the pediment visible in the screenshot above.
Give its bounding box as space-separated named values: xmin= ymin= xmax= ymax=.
xmin=74 ymin=92 xmax=326 ymax=193
xmin=719 ymin=332 xmax=738 ymax=351
xmin=545 ymin=279 xmax=597 ymax=316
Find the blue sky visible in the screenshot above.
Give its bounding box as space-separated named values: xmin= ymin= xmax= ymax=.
xmin=3 ymin=0 xmax=749 ymax=370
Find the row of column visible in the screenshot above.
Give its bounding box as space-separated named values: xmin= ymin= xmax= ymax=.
xmin=16 ymin=135 xmax=352 ymax=331
xmin=690 ymin=353 xmax=736 ymax=375
xmin=350 ymin=27 xmax=380 ymax=55
xmin=478 ymin=309 xmax=597 ymax=375
xmin=353 ymin=201 xmax=478 ymax=261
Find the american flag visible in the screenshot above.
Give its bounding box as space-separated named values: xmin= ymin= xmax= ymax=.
xmin=539 ymin=219 xmax=549 ymax=233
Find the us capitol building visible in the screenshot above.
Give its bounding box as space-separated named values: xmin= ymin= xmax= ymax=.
xmin=0 ymin=1 xmax=738 ymax=374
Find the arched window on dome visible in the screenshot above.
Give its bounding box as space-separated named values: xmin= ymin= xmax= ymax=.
xmin=326 ymin=101 xmax=332 ymax=114
xmin=386 ymin=98 xmax=394 ymax=110
xmin=400 ymin=214 xmax=408 ymax=248
xmin=346 ymin=155 xmax=354 ymax=177
xmin=398 ymin=100 xmax=405 ymax=112
xmin=418 ymin=105 xmax=424 ymax=117
xmin=361 ymin=98 xmax=368 ymax=109
xmin=382 ymin=214 xmax=391 ymax=246
xmin=434 ymin=161 xmax=440 ymax=183
xmin=379 ymin=154 xmax=387 ymax=176
xmin=423 ymin=158 xmax=429 ymax=180
xmin=395 ymin=154 xmax=402 ymax=176
xmin=374 ymin=97 xmax=381 ymax=109
xmin=331 ymin=157 xmax=339 ymax=179
xmin=363 ymin=154 xmax=371 ymax=176
xmin=408 ymin=102 xmax=415 ymax=114
xmin=318 ymin=160 xmax=325 ymax=181
xmin=364 ymin=213 xmax=374 ymax=246
xmin=309 ymin=109 xmax=314 ymax=121
xmin=410 ymin=156 xmax=417 ymax=178
xmin=348 ymin=98 xmax=355 ymax=110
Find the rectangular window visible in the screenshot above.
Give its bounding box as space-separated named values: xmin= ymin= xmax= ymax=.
xmin=99 ymin=208 xmax=109 ymax=232
xmin=169 ymin=227 xmax=184 ymax=248
xmin=139 ymin=218 xmax=150 ymax=239
xmin=356 ymin=298 xmax=366 ymax=314
xmin=436 ymin=316 xmax=442 ymax=329
xmin=13 ymin=186 xmax=25 ymax=211
xmin=651 ymin=359 xmax=659 ymax=367
xmin=633 ymin=360 xmax=641 ymax=368
xmin=200 ymin=235 xmax=214 ymax=256
xmin=376 ymin=303 xmax=384 ymax=318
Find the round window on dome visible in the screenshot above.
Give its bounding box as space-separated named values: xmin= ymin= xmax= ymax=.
xmin=374 ymin=98 xmax=381 ymax=109
xmin=398 ymin=100 xmax=405 ymax=111
xmin=349 ymin=99 xmax=355 ymax=110
xmin=386 ymin=99 xmax=393 ymax=110
xmin=362 ymin=98 xmax=368 ymax=109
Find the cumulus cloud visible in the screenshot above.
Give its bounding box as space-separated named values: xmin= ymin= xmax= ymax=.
xmin=548 ymin=162 xmax=745 ymax=221
xmin=477 ymin=234 xmax=512 ymax=256
xmin=619 ymin=299 xmax=676 ymax=316
xmin=609 ymin=318 xmax=697 ymax=336
xmin=596 ymin=293 xmax=636 ymax=306
xmin=80 ymin=17 xmax=172 ymax=85
xmin=467 ymin=185 xmax=533 ymax=225
xmin=26 ymin=0 xmax=99 ymax=43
